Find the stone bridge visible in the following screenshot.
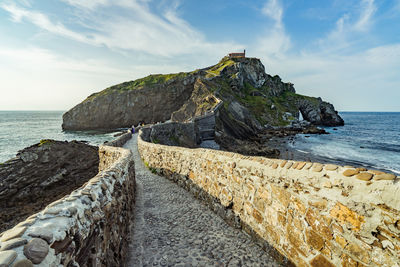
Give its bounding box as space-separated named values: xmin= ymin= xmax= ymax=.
xmin=1 ymin=124 xmax=399 ymax=266
xmin=124 ymin=134 xmax=282 ymax=266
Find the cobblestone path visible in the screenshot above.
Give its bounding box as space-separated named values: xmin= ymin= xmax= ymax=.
xmin=124 ymin=135 xmax=282 ymax=267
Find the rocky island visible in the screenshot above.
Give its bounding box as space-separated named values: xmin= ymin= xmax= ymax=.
xmin=62 ymin=56 xmax=344 ymax=139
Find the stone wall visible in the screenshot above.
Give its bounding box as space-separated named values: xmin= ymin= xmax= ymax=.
xmin=104 ymin=131 xmax=132 ymax=147
xmin=144 ymin=122 xmax=198 ymax=148
xmin=0 ymin=144 xmax=135 ymax=266
xmin=138 ymin=131 xmax=400 ymax=267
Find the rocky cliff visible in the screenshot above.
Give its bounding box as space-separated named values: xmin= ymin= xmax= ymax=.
xmin=62 ymin=56 xmax=344 ymax=135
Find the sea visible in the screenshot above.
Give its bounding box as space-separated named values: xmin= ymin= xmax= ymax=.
xmin=288 ymin=112 xmax=400 ymax=174
xmin=0 ymin=111 xmax=123 ymax=163
xmin=0 ymin=111 xmax=399 ymax=174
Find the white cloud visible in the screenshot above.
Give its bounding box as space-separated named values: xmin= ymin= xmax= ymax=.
xmin=0 ymin=45 xmax=197 ymax=110
xmin=354 ymin=0 xmax=376 ymax=31
xmin=252 ymin=0 xmax=399 ymax=111
xmin=0 ymin=1 xmax=241 ymax=57
xmin=319 ymin=0 xmax=376 ymax=50
xmin=61 ymin=0 xmax=110 ymax=10
xmin=255 ymin=0 xmax=290 ymax=58
xmin=262 ymin=0 xmax=283 ymax=28
xmin=0 ymin=3 xmax=90 ymax=43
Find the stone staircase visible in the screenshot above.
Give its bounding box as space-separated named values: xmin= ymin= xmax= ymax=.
xmin=194 ymin=100 xmax=223 ymax=143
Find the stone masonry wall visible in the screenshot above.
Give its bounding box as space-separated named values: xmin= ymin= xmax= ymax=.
xmin=0 ymin=144 xmax=135 ymax=267
xmin=104 ymin=131 xmax=132 ymax=147
xmin=138 ymin=131 xmax=400 ymax=267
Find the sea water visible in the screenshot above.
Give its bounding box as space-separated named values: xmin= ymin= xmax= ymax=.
xmin=0 ymin=111 xmax=122 ymax=163
xmin=289 ymin=112 xmax=400 ymax=174
xmin=1 ymin=111 xmax=399 ymax=174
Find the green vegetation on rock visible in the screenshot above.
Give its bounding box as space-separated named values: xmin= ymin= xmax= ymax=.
xmin=85 ymin=72 xmax=190 ymax=102
xmin=205 ymin=57 xmax=235 ymax=78
xmin=38 ymin=139 xmax=54 ymax=147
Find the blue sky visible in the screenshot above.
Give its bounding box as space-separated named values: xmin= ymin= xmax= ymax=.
xmin=0 ymin=0 xmax=399 ymax=111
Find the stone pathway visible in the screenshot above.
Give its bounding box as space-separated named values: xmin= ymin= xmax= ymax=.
xmin=124 ymin=134 xmax=282 ymax=267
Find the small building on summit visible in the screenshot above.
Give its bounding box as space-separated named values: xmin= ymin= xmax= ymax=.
xmin=228 ymin=50 xmax=246 ymax=58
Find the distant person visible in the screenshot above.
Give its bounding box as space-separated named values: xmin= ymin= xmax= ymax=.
xmin=131 ymin=126 xmax=135 ymax=134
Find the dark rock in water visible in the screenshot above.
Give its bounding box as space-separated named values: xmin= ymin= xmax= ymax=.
xmin=297 ymin=97 xmax=344 ymax=126
xmin=302 ymin=126 xmax=328 ymax=135
xmin=113 ymin=131 xmax=127 ymax=137
xmin=0 ymin=140 xmax=99 ymax=232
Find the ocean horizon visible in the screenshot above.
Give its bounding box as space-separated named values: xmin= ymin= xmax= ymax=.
xmin=1 ymin=110 xmax=399 ymax=174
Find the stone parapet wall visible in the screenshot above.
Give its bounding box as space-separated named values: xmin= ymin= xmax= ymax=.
xmin=104 ymin=131 xmax=132 ymax=147
xmin=138 ymin=131 xmax=400 ymax=267
xmin=0 ymin=145 xmax=135 ymax=266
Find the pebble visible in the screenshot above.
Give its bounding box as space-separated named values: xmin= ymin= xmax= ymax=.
xmin=0 ymin=250 xmax=17 ymax=266
xmin=355 ymin=173 xmax=373 ymax=181
xmin=325 ymin=164 xmax=338 ymax=171
xmin=0 ymin=238 xmax=27 ymax=251
xmin=343 ymin=169 xmax=359 ymax=177
xmin=312 ymin=165 xmax=323 ymax=172
xmin=66 ymin=196 xmax=78 ymax=202
xmin=23 ymin=238 xmax=49 ymax=264
xmin=285 ymin=162 xmax=293 ymax=169
xmin=28 ymin=229 xmax=54 ymax=244
xmin=43 ymin=207 xmax=62 ymax=215
xmin=15 ymin=218 xmax=36 ymax=228
xmin=11 ymin=259 xmax=34 ymax=267
xmin=279 ymin=161 xmax=287 ymax=168
xmin=369 ymin=170 xmax=385 ymax=175
xmin=0 ymin=227 xmax=27 ymax=242
xmin=296 ymin=162 xmax=306 ymax=170
xmin=67 ymin=207 xmax=78 ymax=216
xmin=304 ymin=162 xmax=313 ymax=170
xmin=374 ymin=173 xmax=396 ymax=181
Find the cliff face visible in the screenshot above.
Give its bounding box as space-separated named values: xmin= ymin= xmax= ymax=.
xmin=62 ymin=74 xmax=197 ymax=130
xmin=62 ymin=56 xmax=344 ymax=133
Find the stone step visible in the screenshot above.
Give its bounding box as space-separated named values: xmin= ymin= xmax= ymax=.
xmin=198 ymin=128 xmax=215 ymax=132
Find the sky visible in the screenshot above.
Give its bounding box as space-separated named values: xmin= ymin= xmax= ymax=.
xmin=0 ymin=0 xmax=399 ymax=111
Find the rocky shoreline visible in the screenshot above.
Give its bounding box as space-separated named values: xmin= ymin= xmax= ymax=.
xmin=0 ymin=140 xmax=99 ymax=232
xmin=215 ymin=123 xmax=328 ymax=158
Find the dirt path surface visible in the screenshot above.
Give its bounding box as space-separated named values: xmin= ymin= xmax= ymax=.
xmin=124 ymin=134 xmax=282 ymax=267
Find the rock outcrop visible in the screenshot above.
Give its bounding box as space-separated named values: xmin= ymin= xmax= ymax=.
xmin=0 ymin=140 xmax=99 ymax=232
xmin=297 ymin=97 xmax=344 ymax=126
xmin=62 ymin=56 xmax=344 ymax=135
